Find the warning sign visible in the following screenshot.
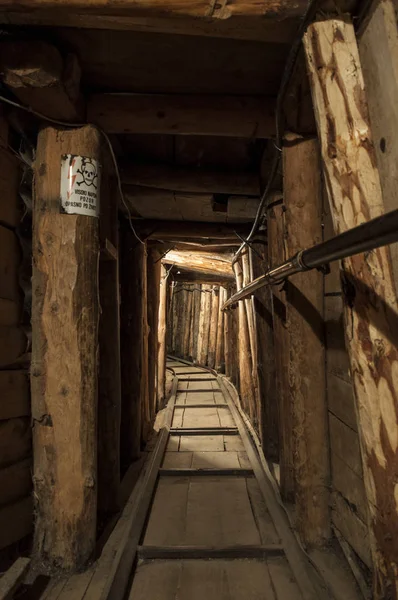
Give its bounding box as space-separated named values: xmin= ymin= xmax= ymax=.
xmin=60 ymin=154 xmax=101 ymax=217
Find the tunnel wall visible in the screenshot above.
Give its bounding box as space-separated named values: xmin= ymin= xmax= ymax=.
xmin=0 ymin=112 xmax=32 ymax=555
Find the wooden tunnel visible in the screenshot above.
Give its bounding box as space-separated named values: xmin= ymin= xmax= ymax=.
xmin=0 ymin=1 xmax=397 ymax=600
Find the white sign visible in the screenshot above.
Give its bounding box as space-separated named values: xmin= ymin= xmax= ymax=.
xmin=60 ymin=154 xmax=101 ymax=217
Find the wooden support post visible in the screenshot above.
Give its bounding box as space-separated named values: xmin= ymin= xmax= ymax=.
xmin=284 ymin=135 xmax=330 ymax=545
xmin=191 ymin=284 xmax=201 ymax=363
xmin=242 ymin=249 xmax=260 ymax=428
xmin=207 ymin=286 xmax=219 ymax=369
xmin=215 ymin=287 xmax=225 ymax=372
xmin=251 ymin=244 xmax=278 ymax=459
xmin=157 ymin=264 xmax=168 ymax=407
xmin=268 ymin=203 xmax=295 ymax=502
xmin=98 ymin=171 xmax=121 ymax=516
xmin=233 ymin=261 xmax=255 ymax=418
xmin=305 ymin=18 xmax=398 ymax=596
xmin=32 ymin=125 xmax=100 ymax=570
xmin=141 ymin=246 xmax=151 ymax=442
xmin=224 ymin=287 xmax=239 ymax=385
xmin=120 ymin=228 xmax=144 ymax=466
xmin=183 ymin=285 xmax=193 ymax=359
xmin=197 ymin=285 xmax=212 ymax=366
xmin=358 ymin=0 xmax=398 ymax=290
xmin=147 ymin=247 xmax=162 ymax=417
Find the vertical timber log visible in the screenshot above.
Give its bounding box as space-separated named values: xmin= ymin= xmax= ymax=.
xmin=233 ymin=261 xmax=255 ymax=418
xmin=198 ymin=285 xmax=212 ymax=366
xmin=147 ymin=247 xmax=162 ymax=417
xmin=32 ymin=125 xmax=100 ymax=570
xmin=141 ymin=246 xmax=150 ymax=443
xmin=208 ymin=286 xmax=219 ymax=369
xmin=157 ymin=264 xmax=168 ymax=408
xmin=170 ymin=282 xmax=178 ymax=355
xmin=120 ymin=228 xmax=144 ymax=466
xmin=215 ymin=287 xmax=225 ymax=372
xmin=268 ymin=203 xmax=295 ymax=502
xmin=284 ymin=135 xmax=330 ymax=545
xmin=242 ymin=250 xmax=260 ymax=428
xmin=183 ymin=286 xmax=193 ymax=359
xmin=98 ymin=171 xmax=121 ymax=516
xmin=224 ymin=286 xmax=239 ymax=385
xmin=192 ymin=284 xmax=201 ymax=363
xmin=305 ymin=18 xmax=398 ymax=596
xmin=251 ymin=243 xmax=278 ymax=459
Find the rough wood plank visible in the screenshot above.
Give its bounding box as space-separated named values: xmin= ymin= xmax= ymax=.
xmin=120 ymin=228 xmax=144 ymax=464
xmin=0 ymin=11 xmax=297 ymax=43
xmin=147 ymin=247 xmax=162 ymax=417
xmin=331 ymin=452 xmax=368 ymax=522
xmin=0 ymin=0 xmax=308 ymax=19
xmin=0 ymin=147 xmax=20 ymax=228
xmin=31 ymin=125 xmax=101 ymax=570
xmin=0 ymin=226 xmax=20 ymax=301
xmin=0 ymin=496 xmax=32 ymax=550
xmin=358 ymin=0 xmax=398 ymax=289
xmin=268 ymin=203 xmax=294 ymax=501
xmin=137 ymin=545 xmax=283 ymax=559
xmin=207 ymin=287 xmax=219 ymax=369
xmin=121 ymin=162 xmax=260 ymax=195
xmin=98 ymin=174 xmax=121 ymax=515
xmin=0 ymin=418 xmax=31 ymax=469
xmin=0 ymin=458 xmax=32 ymax=508
xmin=331 ymin=492 xmax=371 ymax=568
xmin=327 ymin=372 xmax=357 ymax=432
xmin=0 ymin=371 xmax=30 ymax=420
xmin=0 ymin=41 xmax=82 ymax=120
xmin=157 ymin=264 xmax=168 ymax=406
xmin=84 ymin=379 xmax=177 ymax=600
xmin=305 ymin=18 xmax=398 ymax=596
xmin=88 ymin=94 xmax=275 ymax=138
xmin=284 ymin=135 xmax=330 ymax=546
xmin=0 ymin=557 xmax=30 ymax=600
xmin=329 ymin=414 xmax=363 ymax=479
xmin=144 ymin=476 xmax=261 ymax=547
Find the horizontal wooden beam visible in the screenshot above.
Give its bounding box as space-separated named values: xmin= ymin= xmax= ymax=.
xmin=163 ymin=249 xmax=233 ymax=279
xmin=137 ymin=544 xmax=285 ymax=560
xmin=88 ymin=94 xmax=275 ymax=137
xmin=0 ymin=12 xmax=297 ymax=43
xmin=136 ymin=220 xmax=250 ymax=240
xmin=170 ymin=269 xmax=233 ymax=284
xmin=159 ymin=468 xmax=254 ymax=476
xmin=0 ymin=1 xmax=307 ymax=19
xmin=121 ymin=162 xmax=260 ymax=195
xmin=0 ymin=41 xmax=82 ymax=121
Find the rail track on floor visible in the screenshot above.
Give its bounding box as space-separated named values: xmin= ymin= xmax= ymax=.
xmin=42 ymin=357 xmax=328 ymax=600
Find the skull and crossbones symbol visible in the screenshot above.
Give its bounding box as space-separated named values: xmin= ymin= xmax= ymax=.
xmin=77 ymin=158 xmax=98 ymax=189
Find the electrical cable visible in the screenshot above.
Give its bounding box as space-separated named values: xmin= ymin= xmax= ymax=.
xmin=232 ymin=0 xmax=321 ymax=266
xmin=0 ymin=93 xmax=145 ymax=244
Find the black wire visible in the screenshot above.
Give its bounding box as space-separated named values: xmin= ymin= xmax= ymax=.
xmin=232 ymin=0 xmax=321 ymax=266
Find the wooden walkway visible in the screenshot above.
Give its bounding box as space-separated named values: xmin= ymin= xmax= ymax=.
xmin=127 ymin=359 xmax=327 ymax=600
xmin=36 ymin=358 xmax=329 ymax=600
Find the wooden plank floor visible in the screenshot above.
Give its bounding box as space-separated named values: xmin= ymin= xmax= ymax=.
xmin=128 ymin=359 xmax=307 ymax=600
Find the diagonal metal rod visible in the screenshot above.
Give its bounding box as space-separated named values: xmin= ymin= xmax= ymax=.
xmin=222 ymin=208 xmax=398 ymax=311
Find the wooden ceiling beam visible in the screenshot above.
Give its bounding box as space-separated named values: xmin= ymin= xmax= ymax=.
xmin=88 ymin=94 xmax=275 ymax=138
xmin=169 ymin=268 xmax=233 ymax=284
xmin=136 ymin=220 xmax=249 ymax=240
xmin=0 ymin=41 xmax=83 ymax=121
xmin=0 ymin=13 xmax=297 ymax=44
xmin=163 ymin=249 xmax=233 ymax=279
xmin=0 ymin=1 xmax=308 ymax=19
xmin=121 ymin=162 xmax=260 ymax=196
